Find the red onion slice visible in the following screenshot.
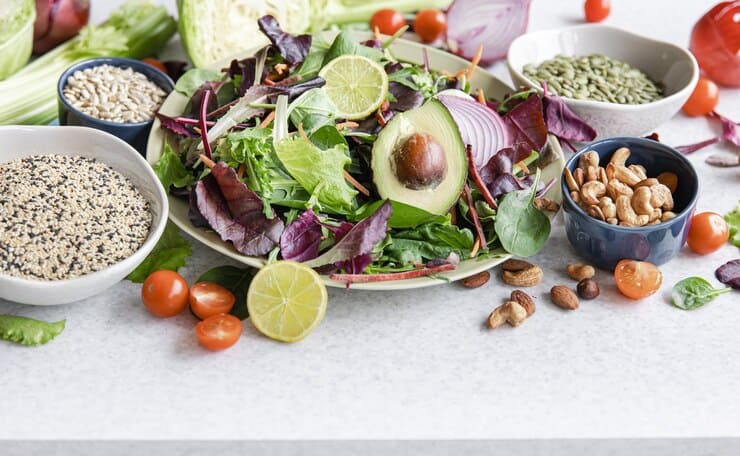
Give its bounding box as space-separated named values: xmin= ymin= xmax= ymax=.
xmin=438 ymin=92 xmax=509 ymax=170
xmin=446 ymin=0 xmax=531 ymax=64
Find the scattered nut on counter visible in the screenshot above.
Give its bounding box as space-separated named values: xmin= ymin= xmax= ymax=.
xmin=460 ymin=271 xmax=490 ymax=288
xmin=566 ymin=262 xmax=595 ymax=281
xmin=488 ymin=301 xmax=528 ymax=329
xmin=501 ymin=259 xmax=543 ymax=287
xmin=577 ymin=278 xmax=600 ymax=299
xmin=550 ymin=285 xmax=580 ymax=310
xmin=510 ymin=290 xmax=536 ymax=316
xmin=564 ymin=147 xmax=678 ymax=227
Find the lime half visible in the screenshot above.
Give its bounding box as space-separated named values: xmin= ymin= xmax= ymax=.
xmin=319 ymin=54 xmax=389 ymax=120
xmin=247 ymin=261 xmax=328 ymax=343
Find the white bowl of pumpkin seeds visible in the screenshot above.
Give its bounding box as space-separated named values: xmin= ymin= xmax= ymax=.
xmin=507 ymin=24 xmax=699 ymax=139
xmin=0 ymin=126 xmax=168 ymax=305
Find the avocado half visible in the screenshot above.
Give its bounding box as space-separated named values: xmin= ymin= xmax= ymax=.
xmin=371 ymin=99 xmax=467 ymax=215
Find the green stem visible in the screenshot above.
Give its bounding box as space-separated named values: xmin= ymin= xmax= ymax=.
xmin=318 ymin=0 xmax=452 ymax=28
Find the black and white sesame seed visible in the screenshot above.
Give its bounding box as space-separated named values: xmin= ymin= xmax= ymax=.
xmin=0 ymin=155 xmax=152 ymax=281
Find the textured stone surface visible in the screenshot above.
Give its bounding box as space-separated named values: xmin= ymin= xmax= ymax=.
xmin=1 ymin=0 xmax=739 ymax=446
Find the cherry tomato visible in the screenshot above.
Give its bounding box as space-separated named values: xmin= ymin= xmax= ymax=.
xmin=189 ymin=282 xmax=236 ymax=320
xmin=584 ymin=0 xmax=611 ymax=22
xmin=196 ymin=314 xmax=242 ymax=351
xmin=614 ymin=259 xmax=663 ymax=300
xmin=369 ymin=9 xmax=407 ymax=36
xmin=682 ymin=77 xmax=720 ymax=116
xmin=141 ymin=57 xmax=167 ymax=74
xmin=690 ymin=1 xmax=740 ymax=87
xmin=414 ymin=9 xmax=447 ymax=43
xmin=687 ymin=212 xmax=730 ymax=254
xmin=141 ymin=270 xmax=189 ymax=317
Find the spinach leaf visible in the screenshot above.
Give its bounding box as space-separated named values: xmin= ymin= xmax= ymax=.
xmin=0 ymin=315 xmax=65 ymax=346
xmin=671 ymin=277 xmax=731 ymax=310
xmin=353 ymin=200 xmax=448 ymax=229
xmin=197 ymin=266 xmax=255 ymax=320
xmin=726 ymin=203 xmax=740 ymax=247
xmin=126 ymin=223 xmax=193 ymax=283
xmin=175 ymin=68 xmax=222 ymax=97
xmin=381 ymin=223 xmax=474 ymax=266
xmin=154 ymin=143 xmax=194 ymax=193
xmin=310 ymin=125 xmax=348 ymax=150
xmin=323 ymin=30 xmax=384 ymax=65
xmin=494 ymin=168 xmax=551 ymax=257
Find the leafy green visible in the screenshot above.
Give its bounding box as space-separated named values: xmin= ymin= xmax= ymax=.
xmin=725 ymin=203 xmax=740 ymax=247
xmin=0 ymin=0 xmax=34 ymax=80
xmin=174 ymin=68 xmax=222 ymax=97
xmin=494 ymin=169 xmax=551 ymax=257
xmin=293 ymin=36 xmax=331 ymax=80
xmin=0 ymin=315 xmax=65 ymax=346
xmin=323 ymin=30 xmax=384 ymax=65
xmin=154 ymin=143 xmax=194 ymax=192
xmin=310 ymin=125 xmax=348 ymax=150
xmin=354 ymin=200 xmax=449 ymax=229
xmin=388 ymin=64 xmax=448 ymax=100
xmin=671 ymin=277 xmax=731 ymax=310
xmin=127 ymin=222 xmax=193 ymax=283
xmin=274 ymin=135 xmax=357 ymax=214
xmin=381 ymin=223 xmax=474 ymax=266
xmin=288 ymin=88 xmax=338 ymax=134
xmin=197 ymin=266 xmax=256 ymax=320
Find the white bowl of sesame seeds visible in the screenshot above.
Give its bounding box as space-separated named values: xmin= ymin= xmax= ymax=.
xmin=0 ymin=126 xmax=168 ymax=305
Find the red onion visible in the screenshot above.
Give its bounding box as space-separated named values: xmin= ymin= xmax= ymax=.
xmin=33 ymin=0 xmax=90 ymax=54
xmin=438 ymin=92 xmax=509 ymax=170
xmin=446 ymin=0 xmax=531 ymax=64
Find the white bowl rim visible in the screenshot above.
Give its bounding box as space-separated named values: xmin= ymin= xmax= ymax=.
xmin=507 ymin=23 xmax=699 ymax=111
xmin=0 ymin=125 xmax=169 ymax=289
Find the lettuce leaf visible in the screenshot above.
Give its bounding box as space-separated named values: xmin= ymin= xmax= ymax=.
xmin=380 ymin=223 xmax=474 ymax=265
xmin=0 ymin=314 xmax=65 ymax=346
xmin=126 ymin=222 xmax=193 ymax=283
xmin=154 ymin=143 xmax=194 ymax=193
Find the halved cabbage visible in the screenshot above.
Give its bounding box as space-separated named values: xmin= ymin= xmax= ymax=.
xmin=0 ymin=0 xmax=35 ymax=80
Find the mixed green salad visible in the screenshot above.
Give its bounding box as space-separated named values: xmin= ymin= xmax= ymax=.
xmin=155 ymin=16 xmax=596 ymax=283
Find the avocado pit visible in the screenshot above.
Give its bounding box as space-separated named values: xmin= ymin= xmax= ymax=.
xmin=391 ymin=132 xmax=448 ymax=190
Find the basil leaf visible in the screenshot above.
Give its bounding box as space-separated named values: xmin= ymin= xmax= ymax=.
xmin=126 ymin=223 xmax=193 ymax=283
xmin=494 ymin=169 xmax=551 ymax=257
xmin=671 ymin=276 xmax=731 ymax=310
xmin=0 ymin=315 xmax=65 ymax=346
xmin=197 ymin=266 xmax=255 ymax=320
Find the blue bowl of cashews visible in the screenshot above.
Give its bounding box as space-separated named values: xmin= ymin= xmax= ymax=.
xmin=561 ymin=137 xmax=699 ymax=271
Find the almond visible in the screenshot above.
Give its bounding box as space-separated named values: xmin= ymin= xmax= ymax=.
xmin=502 ymin=264 xmax=543 ymax=287
xmin=460 ymin=271 xmax=490 ymax=288
xmin=550 ymin=285 xmax=579 ymax=310
xmin=510 ymin=290 xmax=535 ymax=316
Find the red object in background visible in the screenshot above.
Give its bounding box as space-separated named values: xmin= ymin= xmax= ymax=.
xmin=369 ymin=9 xmax=407 ymax=36
xmin=33 ymin=0 xmax=90 ymax=54
xmin=414 ymin=9 xmax=447 ymax=43
xmin=687 ymin=212 xmax=730 ymax=254
xmin=584 ymin=0 xmax=611 ymax=22
xmin=682 ymin=76 xmax=720 ymax=116
xmin=690 ymin=1 xmax=740 ymax=87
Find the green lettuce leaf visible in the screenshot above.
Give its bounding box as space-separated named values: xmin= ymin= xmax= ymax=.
xmin=174 ymin=68 xmax=222 ymax=97
xmin=381 ymin=223 xmax=474 ymax=265
xmin=154 ymin=143 xmax=194 ymax=192
xmin=0 ymin=314 xmax=65 ymax=346
xmin=274 ymin=135 xmax=357 ymax=214
xmin=126 ymin=222 xmax=192 ymax=283
xmin=726 ymin=203 xmax=740 ymax=247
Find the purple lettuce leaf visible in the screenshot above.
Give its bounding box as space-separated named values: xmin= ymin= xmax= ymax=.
xmin=329 ymin=221 xmax=372 ymax=274
xmin=189 ymin=81 xmax=220 ymax=118
xmin=280 ymin=209 xmax=324 ymax=262
xmin=196 ymin=163 xmax=283 ymax=256
xmin=487 ymin=173 xmax=530 ymax=199
xmin=715 ymin=259 xmax=740 ymax=290
xmin=388 ymin=82 xmax=424 ymax=112
xmin=270 ymin=77 xmax=327 ymax=102
xmin=541 ymin=83 xmax=597 ymax=141
xmin=502 ymin=94 xmax=548 ymax=151
xmin=163 ymin=60 xmax=188 ymax=81
xmin=258 ymin=15 xmax=312 ymax=69
xmin=676 ymin=137 xmax=720 ymax=155
xmin=303 ymin=201 xmax=392 ymax=268
xmin=710 ymin=111 xmax=740 ymax=147
xmin=478 ymin=142 xmax=532 ymax=184
xmin=156 ymin=113 xmax=198 ymax=138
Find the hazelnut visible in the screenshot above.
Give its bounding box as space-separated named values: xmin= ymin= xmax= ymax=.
xmin=392 ymin=133 xmax=447 ymax=190
xmin=577 ymin=278 xmax=600 ymax=300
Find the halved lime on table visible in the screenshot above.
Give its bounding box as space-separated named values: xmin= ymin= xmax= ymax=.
xmin=247 ymin=261 xmax=328 ymax=342
xmin=318 ymin=54 xmax=389 ymax=120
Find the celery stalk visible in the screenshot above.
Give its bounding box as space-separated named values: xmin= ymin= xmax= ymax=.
xmin=0 ymin=0 xmax=176 ymax=125
xmin=313 ymin=0 xmax=452 ymax=29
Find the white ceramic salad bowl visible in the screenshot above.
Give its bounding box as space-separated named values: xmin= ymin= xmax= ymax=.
xmin=0 ymin=126 xmax=168 ymax=305
xmin=147 ymin=32 xmax=564 ymax=290
xmin=507 ymin=24 xmax=698 ymax=139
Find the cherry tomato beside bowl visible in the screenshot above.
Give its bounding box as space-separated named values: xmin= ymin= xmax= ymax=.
xmin=584 ymin=0 xmax=611 ymax=22
xmin=687 ymin=212 xmax=729 ymax=254
xmin=414 ymin=9 xmax=447 ymax=43
xmin=196 ymin=314 xmax=242 ymax=351
xmin=682 ymin=77 xmax=719 ymax=116
xmin=141 ymin=270 xmax=189 ymax=317
xmin=614 ymin=259 xmax=663 ymax=300
xmin=369 ymin=9 xmax=407 ymax=36
xmin=141 ymin=57 xmax=167 ymax=74
xmin=189 ymin=282 xmax=236 ymax=320
xmin=690 ymin=1 xmax=740 ymax=87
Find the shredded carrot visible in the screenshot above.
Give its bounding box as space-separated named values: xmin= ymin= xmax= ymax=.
xmin=262 ymin=78 xmax=276 ymax=86
xmin=466 ymin=44 xmax=483 ymax=79
xmin=373 ymin=25 xmax=381 ymax=41
xmin=441 ymin=70 xmax=454 ymax=78
xmin=476 ymin=88 xmax=486 ymax=105
xmin=516 ymin=161 xmax=530 ymax=174
xmin=375 ymin=110 xmax=386 ymax=126
xmin=449 ymin=206 xmax=457 ymax=225
xmin=274 ymin=63 xmax=288 ymax=75
xmin=465 ymin=145 xmax=497 ymax=209
xmin=343 ymin=170 xmax=370 ymax=196
xmin=336 ymin=121 xmax=359 ymax=130
xmin=470 ymin=237 xmax=480 ymax=258
xmin=199 ymin=154 xmax=216 ymax=169
xmin=298 ymin=123 xmax=310 ymax=142
xmin=259 ymin=110 xmax=276 ymax=129
xmin=237 ymin=163 xmax=245 ymax=178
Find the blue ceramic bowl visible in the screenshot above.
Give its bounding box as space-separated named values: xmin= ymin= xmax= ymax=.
xmin=561 ymin=137 xmax=699 ymax=270
xmin=57 ymin=57 xmax=174 ymax=155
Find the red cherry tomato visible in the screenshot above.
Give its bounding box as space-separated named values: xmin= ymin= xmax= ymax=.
xmin=414 ymin=9 xmax=447 ymax=43
xmin=189 ymin=282 xmax=236 ymax=320
xmin=687 ymin=212 xmax=730 ymax=254
xmin=614 ymin=259 xmax=663 ymax=300
xmin=141 ymin=58 xmax=167 ymax=74
xmin=196 ymin=314 xmax=242 ymax=351
xmin=369 ymin=9 xmax=407 ymax=36
xmin=584 ymin=0 xmax=611 ymax=22
xmin=682 ymin=77 xmax=720 ymax=116
xmin=690 ymin=1 xmax=740 ymax=87
xmin=141 ymin=270 xmax=189 ymax=317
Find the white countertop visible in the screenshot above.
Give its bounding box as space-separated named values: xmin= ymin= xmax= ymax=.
xmin=2 ymin=0 xmax=740 ymax=452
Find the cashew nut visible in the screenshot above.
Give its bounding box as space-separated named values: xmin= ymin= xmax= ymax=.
xmin=598 ymin=196 xmax=617 ymax=219
xmin=631 ymin=186 xmax=655 ymax=216
xmin=581 ymin=180 xmax=606 ymax=206
xmin=610 ymin=147 xmax=631 ymax=167
xmin=570 ymin=190 xmax=582 ymax=205
xmin=661 ymin=211 xmax=677 ymax=222
xmin=649 ymin=208 xmax=663 ymax=222
xmin=579 ymin=150 xmax=600 ymax=172
xmin=656 ymin=172 xmax=678 ymax=193
xmin=616 ymin=195 xmax=649 ymax=226
xmin=564 ymin=167 xmax=579 ymax=192
xmin=650 ymin=183 xmax=673 ymax=210
xmin=573 ymin=167 xmax=585 ymax=189
xmin=607 ymin=217 xmax=618 ymax=225
xmin=606 ymin=163 xmax=616 ymax=181
xmin=614 ymin=165 xmax=642 ymax=186
xmin=588 ymin=204 xmax=606 ymax=221
xmin=635 ymin=178 xmax=659 ymax=189
xmin=585 ymin=165 xmax=599 ymax=183
xmin=629 ymin=164 xmax=648 ymax=181
xmin=488 ymin=301 xmax=528 ymax=329
xmin=607 ymin=179 xmax=634 ymax=201
xmin=599 ymin=167 xmax=609 ymax=186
